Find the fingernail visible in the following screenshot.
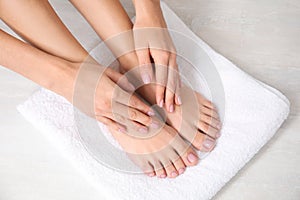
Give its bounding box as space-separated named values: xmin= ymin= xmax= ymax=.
xmin=128 ymin=83 xmax=135 ymax=92
xmin=147 ymin=110 xmax=155 ymax=116
xmin=177 ymin=96 xmax=182 ymax=105
xmin=159 ymin=100 xmax=164 ymax=108
xmin=160 ymin=174 xmax=166 ymax=178
xmin=118 ymin=127 xmax=126 ymax=133
xmin=171 ymin=171 xmax=178 ymax=177
xmin=139 ymin=127 xmax=148 ymax=134
xmin=187 ymin=153 xmax=198 ymax=163
xmin=142 ymin=74 xmax=151 ymax=84
xmin=150 ymin=120 xmax=160 ymax=129
xmin=178 ymin=168 xmax=185 ymax=174
xmin=169 ymin=104 xmax=174 ymax=113
xmin=217 ymin=123 xmax=221 ymax=129
xmin=203 ymin=139 xmax=215 ymax=149
xmin=216 ymin=133 xmax=221 ymax=138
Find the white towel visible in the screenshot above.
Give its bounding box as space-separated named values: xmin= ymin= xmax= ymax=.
xmin=14 ymin=1 xmax=290 ymax=200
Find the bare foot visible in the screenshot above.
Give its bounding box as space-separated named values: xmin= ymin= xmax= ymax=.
xmin=118 ymin=53 xmax=222 ymax=153
xmin=106 ymin=123 xmax=199 ymax=178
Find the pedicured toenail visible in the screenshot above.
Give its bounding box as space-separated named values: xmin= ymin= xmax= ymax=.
xmin=160 ymin=174 xmax=167 ymax=178
xmin=178 ymin=168 xmax=185 ymax=174
xmin=171 ymin=172 xmax=178 ymax=177
xmin=203 ymin=139 xmax=215 ymax=149
xmin=187 ymin=153 xmax=198 ymax=163
xmin=148 ymin=172 xmax=155 ymax=177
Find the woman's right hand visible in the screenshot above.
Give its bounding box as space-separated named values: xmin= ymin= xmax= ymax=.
xmin=67 ymin=60 xmax=157 ymax=134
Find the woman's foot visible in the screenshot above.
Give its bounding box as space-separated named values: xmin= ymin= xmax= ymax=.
xmin=118 ymin=53 xmax=222 ymax=153
xmin=106 ymin=123 xmax=199 ymax=178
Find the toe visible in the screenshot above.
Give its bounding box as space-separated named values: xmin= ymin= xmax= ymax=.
xmin=200 ymin=114 xmax=221 ymax=130
xmin=142 ymin=162 xmax=156 ymax=177
xmin=191 ymin=131 xmax=216 ymax=152
xmin=201 ymin=106 xmax=219 ymax=120
xmin=163 ymin=161 xmax=178 ymax=178
xmin=197 ymin=120 xmax=220 ymax=139
xmin=153 ymin=162 xmax=167 ymax=178
xmin=181 ymin=147 xmax=199 ymax=167
xmin=172 ymin=157 xmax=186 ymax=175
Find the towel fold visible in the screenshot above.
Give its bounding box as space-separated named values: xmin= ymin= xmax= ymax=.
xmin=14 ymin=1 xmax=289 ymax=200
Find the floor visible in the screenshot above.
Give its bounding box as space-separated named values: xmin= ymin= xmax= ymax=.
xmin=0 ymin=0 xmax=299 ymax=199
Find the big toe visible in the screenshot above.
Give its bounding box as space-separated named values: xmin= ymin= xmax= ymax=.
xmin=191 ymin=131 xmax=216 ymax=152
xmin=182 ymin=147 xmax=199 ymax=167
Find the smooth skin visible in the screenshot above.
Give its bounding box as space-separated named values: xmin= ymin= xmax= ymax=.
xmin=0 ymin=0 xmax=221 ymax=178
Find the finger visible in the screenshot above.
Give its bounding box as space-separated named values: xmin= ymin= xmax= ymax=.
xmin=165 ymin=64 xmax=178 ymax=113
xmin=168 ymin=53 xmax=181 ymax=106
xmin=151 ymin=49 xmax=170 ymax=108
xmin=105 ymin=68 xmax=135 ymax=92
xmin=113 ymin=85 xmax=155 ymax=116
xmin=116 ymin=102 xmax=152 ymax=126
xmin=96 ymin=115 xmax=126 ymax=134
xmin=136 ymin=49 xmax=153 ymax=84
xmin=155 ymin=63 xmax=168 ymax=108
xmin=99 ymin=110 xmax=150 ymax=134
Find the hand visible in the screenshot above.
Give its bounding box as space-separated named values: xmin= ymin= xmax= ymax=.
xmin=133 ymin=0 xmax=181 ymax=113
xmin=68 ymin=61 xmax=157 ymax=134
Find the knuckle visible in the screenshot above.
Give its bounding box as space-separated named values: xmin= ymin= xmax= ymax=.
xmin=160 ymin=52 xmax=170 ymax=61
xmin=130 ymin=97 xmax=138 ymax=108
xmin=143 ymin=116 xmax=152 ymax=125
xmin=129 ymin=110 xmax=137 ymax=120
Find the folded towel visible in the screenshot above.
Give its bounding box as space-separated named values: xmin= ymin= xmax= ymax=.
xmin=15 ymin=1 xmax=289 ymax=200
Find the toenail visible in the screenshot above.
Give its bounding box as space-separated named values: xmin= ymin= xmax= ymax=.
xmin=139 ymin=127 xmax=148 ymax=134
xmin=160 ymin=174 xmax=167 ymax=178
xmin=187 ymin=153 xmax=198 ymax=163
xmin=148 ymin=172 xmax=155 ymax=177
xmin=178 ymin=168 xmax=185 ymax=174
xmin=171 ymin=171 xmax=178 ymax=177
xmin=203 ymin=139 xmax=215 ymax=149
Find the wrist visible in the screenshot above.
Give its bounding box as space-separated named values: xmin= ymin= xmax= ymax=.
xmin=133 ymin=0 xmax=162 ymax=20
xmin=46 ymin=58 xmax=79 ymax=103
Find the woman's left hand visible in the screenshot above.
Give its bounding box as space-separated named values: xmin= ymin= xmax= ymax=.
xmin=133 ymin=0 xmax=181 ymax=113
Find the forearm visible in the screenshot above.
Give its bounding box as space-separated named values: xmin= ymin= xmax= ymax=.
xmin=0 ymin=29 xmax=77 ymax=101
xmin=132 ymin=0 xmax=165 ymax=25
